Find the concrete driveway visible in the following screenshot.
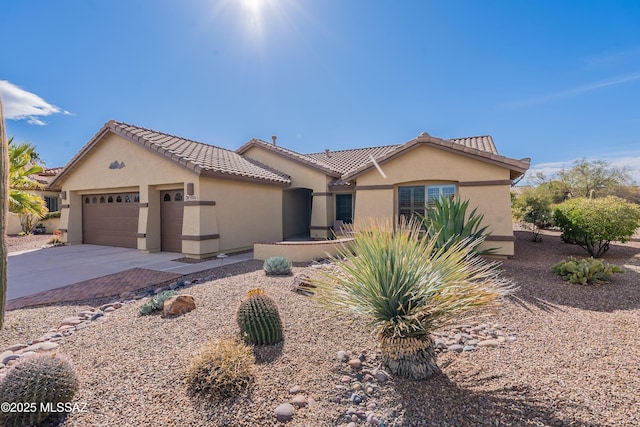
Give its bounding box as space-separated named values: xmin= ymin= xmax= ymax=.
xmin=7 ymin=244 xmax=253 ymax=301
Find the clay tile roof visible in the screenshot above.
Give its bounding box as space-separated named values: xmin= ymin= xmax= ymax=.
xmin=306 ymin=145 xmax=399 ymax=175
xmin=236 ymin=139 xmax=342 ymax=176
xmin=50 ymin=121 xmax=291 ymax=187
xmin=110 ymin=122 xmax=291 ymax=184
xmin=449 ymin=136 xmax=498 ymax=155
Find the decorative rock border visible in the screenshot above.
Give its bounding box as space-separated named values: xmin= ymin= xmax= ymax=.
xmin=0 ymin=274 xmax=216 ymax=380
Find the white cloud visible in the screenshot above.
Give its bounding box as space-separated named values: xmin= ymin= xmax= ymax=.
xmin=521 ymin=152 xmax=640 ymax=186
xmin=508 ymin=74 xmax=640 ymax=108
xmin=0 ymin=80 xmax=72 ymax=125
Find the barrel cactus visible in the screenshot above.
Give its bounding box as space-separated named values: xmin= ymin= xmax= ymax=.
xmin=263 ymin=256 xmax=292 ymax=276
xmin=0 ymin=352 xmax=79 ymax=427
xmin=236 ymin=288 xmax=283 ymax=345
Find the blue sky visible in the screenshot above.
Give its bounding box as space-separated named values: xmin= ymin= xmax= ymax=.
xmin=2 ymin=0 xmax=639 ymax=184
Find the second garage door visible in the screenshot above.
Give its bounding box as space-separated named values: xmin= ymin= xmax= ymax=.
xmin=82 ymin=193 xmax=139 ymax=248
xmin=161 ymin=190 xmax=184 ymax=252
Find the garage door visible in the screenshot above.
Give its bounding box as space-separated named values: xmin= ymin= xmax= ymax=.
xmin=82 ymin=192 xmax=139 ymax=248
xmin=161 ymin=190 xmax=184 ymax=252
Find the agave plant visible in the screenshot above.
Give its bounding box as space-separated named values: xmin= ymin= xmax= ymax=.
xmin=421 ymin=196 xmax=496 ymax=256
xmin=311 ymin=218 xmax=512 ymax=380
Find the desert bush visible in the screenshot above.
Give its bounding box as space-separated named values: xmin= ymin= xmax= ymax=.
xmin=236 ymin=288 xmax=283 ymax=345
xmin=512 ymin=186 xmax=554 ymax=242
xmin=421 ymin=196 xmax=496 ymax=255
xmin=0 ymin=353 xmax=79 ymax=427
xmin=263 ymin=256 xmax=292 ymax=276
xmin=551 ymin=256 xmax=624 ymax=285
xmin=139 ymin=290 xmax=178 ymax=316
xmin=186 ymin=339 xmax=255 ymax=399
xmin=554 ymin=196 xmax=640 ymax=257
xmin=311 ymin=218 xmax=513 ymax=380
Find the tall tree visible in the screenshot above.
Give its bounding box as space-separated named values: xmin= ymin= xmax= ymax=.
xmin=558 ymin=159 xmax=632 ymax=199
xmin=1 ymin=96 xmax=8 ymax=328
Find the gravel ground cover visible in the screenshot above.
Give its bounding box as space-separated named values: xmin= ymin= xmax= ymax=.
xmin=1 ymin=230 xmax=639 ymax=426
xmin=5 ymin=234 xmax=53 ymax=253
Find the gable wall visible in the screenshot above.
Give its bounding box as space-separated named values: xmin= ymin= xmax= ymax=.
xmin=353 ymin=144 xmax=515 ymax=255
xmin=242 ymin=146 xmax=332 ymax=191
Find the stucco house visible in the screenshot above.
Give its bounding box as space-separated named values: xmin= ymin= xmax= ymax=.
xmin=7 ymin=167 xmax=62 ymax=235
xmin=49 ymin=120 xmax=529 ymax=258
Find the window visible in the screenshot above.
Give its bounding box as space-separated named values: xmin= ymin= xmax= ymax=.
xmin=99 ymin=196 xmax=105 ymax=203
xmin=163 ymin=194 xmax=171 ymax=202
xmin=124 ymin=195 xmax=131 ymax=203
xmin=92 ymin=196 xmax=98 ymax=204
xmin=335 ymin=194 xmax=353 ymax=224
xmin=46 ymin=196 xmax=60 ymax=211
xmin=134 ymin=194 xmax=140 ymax=203
xmin=399 ymin=184 xmax=456 ymax=219
xmin=427 ymin=185 xmax=456 ymax=205
xmin=116 ymin=196 xmax=122 ymax=203
xmin=84 ymin=197 xmax=90 ymax=204
xmin=175 ymin=192 xmax=183 ymax=201
xmin=107 ymin=196 xmax=114 ymax=203
xmin=399 ymin=186 xmax=425 ymax=219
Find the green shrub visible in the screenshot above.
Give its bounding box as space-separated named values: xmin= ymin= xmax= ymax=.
xmin=139 ymin=290 xmax=178 ymax=316
xmin=551 ymin=256 xmax=624 ymax=284
xmin=512 ymin=187 xmax=554 ymax=242
xmin=421 ymin=196 xmax=496 ymax=255
xmin=554 ymin=196 xmax=640 ymax=257
xmin=263 ymin=256 xmax=292 ymax=276
xmin=186 ymin=339 xmax=255 ymax=399
xmin=236 ymin=288 xmax=283 ymax=345
xmin=0 ymin=353 xmax=79 ymax=427
xmin=311 ymin=218 xmax=513 ymax=380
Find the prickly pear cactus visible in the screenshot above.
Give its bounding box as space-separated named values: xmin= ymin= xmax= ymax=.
xmin=0 ymin=352 xmax=79 ymax=427
xmin=236 ymin=288 xmax=283 ymax=345
xmin=263 ymin=256 xmax=292 ymax=276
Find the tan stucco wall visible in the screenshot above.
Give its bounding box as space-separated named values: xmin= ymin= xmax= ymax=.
xmin=254 ymin=238 xmax=354 ymax=262
xmin=242 ymin=145 xmax=334 ymax=238
xmin=353 ymin=144 xmax=516 ymax=256
xmin=198 ymin=176 xmax=282 ymax=255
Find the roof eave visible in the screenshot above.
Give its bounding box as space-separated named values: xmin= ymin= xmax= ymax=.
xmin=237 ymin=139 xmax=342 ymax=178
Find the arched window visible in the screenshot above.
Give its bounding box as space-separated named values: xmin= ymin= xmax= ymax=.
xmin=124 ymin=195 xmax=131 ymax=203
xmin=134 ymin=194 xmax=140 ymax=203
xmin=116 ymin=196 xmax=122 ymax=203
xmin=163 ymin=194 xmax=171 ymax=202
xmin=175 ymin=192 xmax=183 ymax=201
xmin=108 ymin=196 xmax=114 ymax=203
xmin=99 ymin=196 xmax=105 ymax=203
xmin=85 ymin=197 xmax=90 ymax=204
xmin=92 ymin=197 xmax=97 ymax=204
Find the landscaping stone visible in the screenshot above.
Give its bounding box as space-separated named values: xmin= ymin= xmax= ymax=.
xmin=291 ymin=395 xmax=307 ymax=408
xmin=163 ymin=295 xmax=196 ymax=316
xmin=23 ymin=341 xmax=59 ymax=352
xmin=348 ymin=359 xmax=362 ymax=369
xmin=274 ymin=403 xmax=295 ymax=422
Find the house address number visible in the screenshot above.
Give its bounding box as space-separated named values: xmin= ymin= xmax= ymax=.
xmin=185 ymin=195 xmax=198 ymax=201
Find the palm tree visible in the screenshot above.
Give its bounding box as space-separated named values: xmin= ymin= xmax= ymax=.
xmin=312 ymin=218 xmax=513 ymax=380
xmin=8 ymin=139 xmax=47 ymax=231
xmin=1 ymin=96 xmax=8 ymax=328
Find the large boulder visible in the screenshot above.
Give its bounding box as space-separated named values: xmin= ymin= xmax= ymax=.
xmin=163 ymin=295 xmax=196 ymax=316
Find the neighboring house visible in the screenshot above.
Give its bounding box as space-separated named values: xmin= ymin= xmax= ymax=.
xmin=7 ymin=167 xmax=62 ymax=235
xmin=49 ymin=120 xmax=530 ymax=257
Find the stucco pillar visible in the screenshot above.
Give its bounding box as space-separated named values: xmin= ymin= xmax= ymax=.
xmin=310 ymin=193 xmax=332 ymax=239
xmin=138 ymin=185 xmax=161 ymax=253
xmin=60 ymin=191 xmax=83 ymax=245
xmin=182 ymin=202 xmax=220 ymax=258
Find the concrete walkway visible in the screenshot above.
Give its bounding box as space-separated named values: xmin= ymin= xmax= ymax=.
xmin=7 ymin=244 xmax=253 ymax=303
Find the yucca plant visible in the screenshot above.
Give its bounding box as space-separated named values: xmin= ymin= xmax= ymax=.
xmin=311 ymin=218 xmax=513 ymax=380
xmin=420 ymin=196 xmax=496 ymax=256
